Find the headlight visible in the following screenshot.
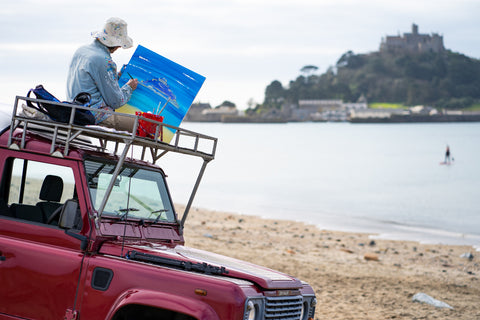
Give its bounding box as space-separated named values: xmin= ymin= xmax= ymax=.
xmin=245 ymin=300 xmax=256 ymax=320
xmin=244 ymin=298 xmax=264 ymax=320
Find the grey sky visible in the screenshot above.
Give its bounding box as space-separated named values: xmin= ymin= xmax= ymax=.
xmin=0 ymin=0 xmax=478 ymax=110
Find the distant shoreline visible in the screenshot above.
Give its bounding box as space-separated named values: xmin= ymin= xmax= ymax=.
xmin=183 ymin=204 xmax=480 ymax=251
xmin=349 ymin=113 xmax=480 ymax=123
xmin=185 ymin=113 xmax=480 ymax=124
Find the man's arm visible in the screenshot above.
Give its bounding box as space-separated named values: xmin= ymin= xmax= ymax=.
xmin=91 ymin=56 xmax=136 ymax=109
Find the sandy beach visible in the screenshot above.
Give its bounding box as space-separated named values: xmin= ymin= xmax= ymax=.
xmin=181 ymin=206 xmax=479 ymax=320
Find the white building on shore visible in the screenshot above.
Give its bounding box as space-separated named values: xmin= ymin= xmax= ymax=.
xmin=294 ymin=95 xmax=368 ymax=121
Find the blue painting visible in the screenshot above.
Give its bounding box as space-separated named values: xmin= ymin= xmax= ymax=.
xmin=117 ymin=45 xmax=205 ymax=142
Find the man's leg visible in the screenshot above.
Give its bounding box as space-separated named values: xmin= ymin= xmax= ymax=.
xmin=100 ymin=113 xmax=136 ymax=133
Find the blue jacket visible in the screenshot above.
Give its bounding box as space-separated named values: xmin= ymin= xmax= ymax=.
xmin=67 ymin=40 xmax=132 ymax=124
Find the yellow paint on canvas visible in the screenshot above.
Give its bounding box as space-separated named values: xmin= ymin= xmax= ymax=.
xmin=116 ymin=104 xmax=140 ymax=114
xmin=162 ymin=128 xmax=175 ymax=143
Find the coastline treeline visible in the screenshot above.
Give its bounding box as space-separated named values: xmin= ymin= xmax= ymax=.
xmin=262 ymin=50 xmax=480 ymax=110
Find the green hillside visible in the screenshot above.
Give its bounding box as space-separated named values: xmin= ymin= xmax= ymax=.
xmin=263 ymin=50 xmax=480 ymax=110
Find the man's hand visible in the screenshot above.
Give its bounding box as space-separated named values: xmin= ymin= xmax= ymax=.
xmin=127 ymin=79 xmax=139 ymax=90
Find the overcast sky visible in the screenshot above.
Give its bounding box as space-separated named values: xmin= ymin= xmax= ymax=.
xmin=0 ymin=0 xmax=479 ymax=110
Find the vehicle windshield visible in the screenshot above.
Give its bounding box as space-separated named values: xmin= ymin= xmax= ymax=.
xmin=85 ymin=159 xmax=175 ymax=223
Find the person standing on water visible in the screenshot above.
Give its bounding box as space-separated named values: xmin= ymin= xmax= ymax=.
xmin=445 ymin=145 xmax=451 ymax=164
xmin=67 ymin=17 xmax=138 ymax=132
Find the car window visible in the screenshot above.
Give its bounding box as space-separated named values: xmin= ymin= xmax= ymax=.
xmin=0 ymin=158 xmax=78 ymax=226
xmin=8 ymin=159 xmax=75 ymax=205
xmin=85 ymin=159 xmax=175 ymax=223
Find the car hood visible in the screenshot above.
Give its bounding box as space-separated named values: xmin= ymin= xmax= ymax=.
xmin=99 ymin=241 xmax=302 ymax=290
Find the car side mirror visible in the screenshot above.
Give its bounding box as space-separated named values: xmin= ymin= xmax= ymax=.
xmin=58 ymin=199 xmax=81 ymax=230
xmin=59 ymin=199 xmax=88 ymax=251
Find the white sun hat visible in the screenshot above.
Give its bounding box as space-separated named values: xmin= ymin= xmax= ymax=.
xmin=91 ymin=17 xmax=133 ymax=49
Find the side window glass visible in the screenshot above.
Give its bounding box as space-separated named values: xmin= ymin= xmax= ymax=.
xmin=4 ymin=158 xmax=76 ymax=225
xmin=8 ymin=159 xmax=75 ymax=205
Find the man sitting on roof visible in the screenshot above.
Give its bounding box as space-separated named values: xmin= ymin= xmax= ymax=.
xmin=66 ymin=17 xmax=138 ymax=132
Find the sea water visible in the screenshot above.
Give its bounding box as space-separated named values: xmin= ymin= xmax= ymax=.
xmin=161 ymin=122 xmax=480 ymax=249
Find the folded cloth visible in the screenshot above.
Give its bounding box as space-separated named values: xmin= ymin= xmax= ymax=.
xmin=21 ymin=104 xmax=50 ymax=120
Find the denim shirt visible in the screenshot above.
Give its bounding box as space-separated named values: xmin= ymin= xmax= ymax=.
xmin=66 ymin=40 xmax=132 ymax=124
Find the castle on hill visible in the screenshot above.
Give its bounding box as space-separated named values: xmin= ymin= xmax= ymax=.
xmin=380 ymin=24 xmax=444 ymax=54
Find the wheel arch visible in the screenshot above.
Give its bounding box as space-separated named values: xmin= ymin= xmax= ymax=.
xmin=106 ymin=289 xmax=220 ymax=320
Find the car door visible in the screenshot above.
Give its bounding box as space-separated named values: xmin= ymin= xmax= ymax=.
xmin=0 ymin=155 xmax=87 ymax=319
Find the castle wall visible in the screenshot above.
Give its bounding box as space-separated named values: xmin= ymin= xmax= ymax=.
xmin=380 ymin=24 xmax=444 ymax=54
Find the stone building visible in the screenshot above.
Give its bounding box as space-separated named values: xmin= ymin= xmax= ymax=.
xmin=184 ymin=102 xmax=212 ymax=121
xmin=184 ymin=103 xmax=240 ymax=122
xmin=293 ymin=97 xmax=368 ymax=121
xmin=380 ymin=24 xmax=444 ymax=54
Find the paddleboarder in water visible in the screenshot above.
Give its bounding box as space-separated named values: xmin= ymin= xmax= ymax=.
xmin=445 ymin=145 xmax=451 ymax=164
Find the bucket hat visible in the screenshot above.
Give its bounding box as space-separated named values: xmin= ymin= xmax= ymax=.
xmin=91 ymin=17 xmax=133 ymax=49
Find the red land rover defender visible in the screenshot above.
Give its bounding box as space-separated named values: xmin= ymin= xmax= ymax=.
xmin=0 ymin=96 xmax=316 ymax=320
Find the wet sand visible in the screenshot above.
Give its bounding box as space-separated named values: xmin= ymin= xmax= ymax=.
xmin=182 ymin=206 xmax=480 ymax=320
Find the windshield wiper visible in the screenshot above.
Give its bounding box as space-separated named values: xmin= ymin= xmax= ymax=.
xmin=117 ymin=207 xmax=139 ymax=221
xmin=149 ymin=209 xmax=169 ymax=224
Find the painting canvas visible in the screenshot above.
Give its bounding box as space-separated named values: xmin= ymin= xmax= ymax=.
xmin=117 ymin=45 xmax=206 ymax=143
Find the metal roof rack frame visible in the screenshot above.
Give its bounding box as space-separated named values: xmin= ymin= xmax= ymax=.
xmin=7 ymin=95 xmax=218 ymax=232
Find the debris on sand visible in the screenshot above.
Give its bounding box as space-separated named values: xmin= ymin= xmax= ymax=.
xmin=412 ymin=292 xmax=453 ymax=309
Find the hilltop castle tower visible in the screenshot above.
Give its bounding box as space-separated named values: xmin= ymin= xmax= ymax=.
xmin=380 ymin=24 xmax=444 ymax=54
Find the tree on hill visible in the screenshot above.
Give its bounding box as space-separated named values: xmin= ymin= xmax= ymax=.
xmin=263 ymin=80 xmax=285 ymax=109
xmin=300 ymin=65 xmax=319 ymax=76
xmin=215 ymin=100 xmax=236 ymax=108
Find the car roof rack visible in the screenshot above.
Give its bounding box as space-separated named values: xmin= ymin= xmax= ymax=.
xmin=7 ymin=95 xmax=218 ymax=231
xmin=8 ymin=96 xmax=217 ymax=162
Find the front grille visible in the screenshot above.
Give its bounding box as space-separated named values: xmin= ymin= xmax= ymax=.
xmin=265 ymin=296 xmax=303 ymax=319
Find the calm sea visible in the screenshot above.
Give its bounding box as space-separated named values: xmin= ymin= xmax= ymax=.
xmin=162 ymin=121 xmax=480 ymax=249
